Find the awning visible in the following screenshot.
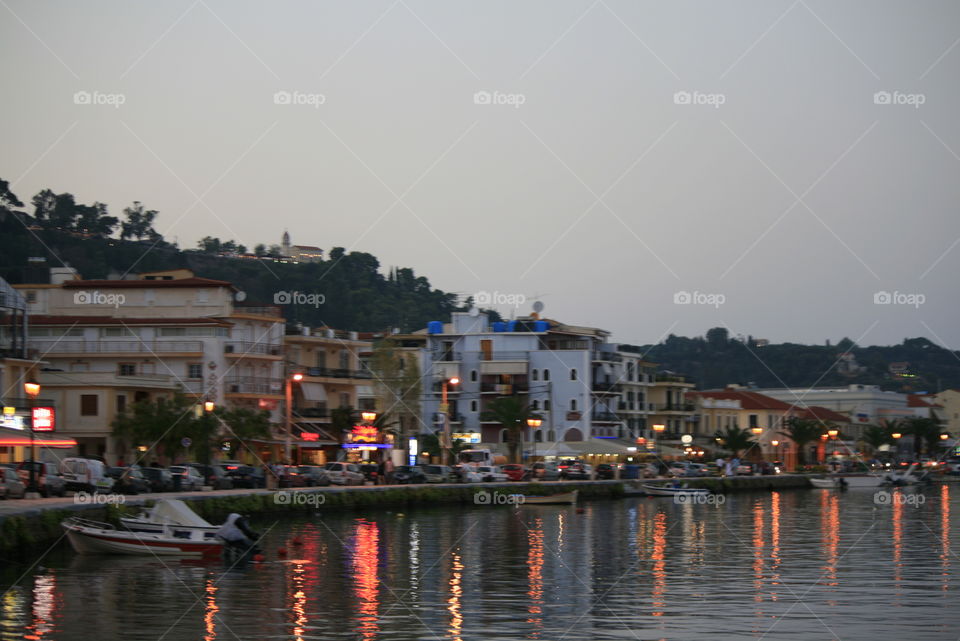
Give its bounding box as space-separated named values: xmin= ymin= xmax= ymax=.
xmin=300 ymin=383 xmax=327 ymax=402
xmin=564 ymin=439 xmax=636 ymax=456
xmin=0 ymin=428 xmax=77 ymax=449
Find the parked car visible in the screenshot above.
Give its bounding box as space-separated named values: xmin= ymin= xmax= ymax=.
xmin=669 ymin=462 xmax=707 ymax=477
xmin=169 ymin=465 xmax=205 ymax=491
xmin=474 ymin=465 xmax=509 ymax=482
xmin=421 ymin=465 xmax=456 ymax=483
xmin=501 ymin=464 xmax=529 ymax=481
xmin=297 ymin=465 xmax=331 ymax=486
xmin=392 ymin=465 xmax=428 ymax=484
xmin=561 ymin=463 xmax=593 ymax=480
xmin=323 ymin=462 xmax=365 ymax=486
xmin=595 ymin=463 xmax=617 ymax=480
xmin=106 ymin=467 xmax=150 ymax=494
xmin=359 ymin=464 xmax=380 ymax=484
xmin=641 ymin=463 xmax=659 ymax=478
xmin=60 ymin=457 xmax=114 ymax=493
xmin=184 ymin=463 xmax=233 ymax=490
xmin=531 ymin=462 xmax=560 ymax=481
xmin=221 ymin=463 xmax=265 ymax=488
xmin=16 ymin=461 xmax=66 ymax=497
xmin=0 ymin=466 xmax=27 ymax=499
xmin=280 ymin=466 xmax=309 ymax=488
xmin=140 ymin=467 xmax=174 ymax=492
xmin=451 ymin=465 xmax=483 ymax=483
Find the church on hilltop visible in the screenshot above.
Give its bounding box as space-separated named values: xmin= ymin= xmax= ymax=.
xmin=281 ymin=230 xmax=324 ymax=263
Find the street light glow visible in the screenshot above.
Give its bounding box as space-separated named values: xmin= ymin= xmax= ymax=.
xmin=448 ymin=376 xmax=460 ymax=386
xmin=292 ymin=373 xmax=304 ymax=382
xmin=23 ymin=381 xmax=40 ymax=397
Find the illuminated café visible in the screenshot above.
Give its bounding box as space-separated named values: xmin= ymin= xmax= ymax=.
xmin=341 ymin=423 xmax=393 ymax=462
xmin=0 ymin=407 xmax=77 ymax=462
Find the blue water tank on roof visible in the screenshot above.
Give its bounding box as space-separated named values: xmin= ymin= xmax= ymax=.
xmin=507 ymin=320 xmax=518 ymax=332
xmin=427 ymin=321 xmax=443 ymax=334
xmin=534 ymin=320 xmax=549 ymax=332
xmin=492 ymin=322 xmax=506 ymax=332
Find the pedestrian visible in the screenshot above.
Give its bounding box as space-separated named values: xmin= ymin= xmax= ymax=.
xmin=715 ymin=456 xmax=725 ymax=476
xmin=377 ymin=460 xmax=386 ymax=485
xmin=384 ymin=458 xmax=395 ymax=485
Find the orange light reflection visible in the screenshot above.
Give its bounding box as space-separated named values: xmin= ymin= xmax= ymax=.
xmin=352 ymin=520 xmax=381 ymax=641
xmin=526 ymin=518 xmax=545 ymax=636
xmin=651 ymin=512 xmax=667 ymax=616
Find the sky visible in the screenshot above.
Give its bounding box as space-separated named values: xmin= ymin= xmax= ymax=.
xmin=2 ymin=0 xmax=959 ymax=349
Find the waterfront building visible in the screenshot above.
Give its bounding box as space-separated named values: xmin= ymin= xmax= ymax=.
xmin=280 ymin=230 xmax=324 ymax=263
xmin=14 ymin=268 xmax=285 ymax=463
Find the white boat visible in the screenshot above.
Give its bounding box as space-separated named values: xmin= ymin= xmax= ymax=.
xmin=642 ymin=483 xmax=712 ymax=497
xmin=63 ymin=517 xmax=224 ymax=557
xmin=810 ymin=475 xmax=885 ymax=489
xmin=521 ymin=491 xmax=578 ymax=505
xmin=120 ymin=499 xmax=218 ymax=534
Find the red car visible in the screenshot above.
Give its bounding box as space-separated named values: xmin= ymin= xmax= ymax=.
xmin=501 ymin=464 xmax=528 ymax=481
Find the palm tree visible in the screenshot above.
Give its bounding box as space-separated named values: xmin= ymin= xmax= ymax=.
xmin=480 ymin=396 xmax=540 ymax=463
xmin=904 ymin=417 xmax=943 ymax=457
xmin=860 ymin=424 xmax=890 ymax=454
xmin=778 ymin=417 xmax=823 ymax=467
xmin=420 ymin=433 xmax=470 ymax=463
xmin=713 ymin=426 xmax=756 ymax=458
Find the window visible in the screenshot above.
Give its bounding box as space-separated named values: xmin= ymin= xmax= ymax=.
xmin=70 ymin=362 xmax=90 ymax=372
xmin=544 ymin=399 xmax=551 ymax=411
xmin=340 ymin=392 xmax=350 ymax=408
xmin=398 ymin=357 xmax=406 ymax=371
xmin=570 ymin=368 xmax=577 ymax=381
xmin=339 ymin=350 xmax=350 ymax=369
xmin=160 ymin=328 xmax=186 ymax=336
xmin=470 ymin=370 xmax=478 ymax=382
xmin=29 ymin=327 xmax=83 ymax=337
xmin=117 ymin=363 xmax=136 ymax=376
xmin=144 ymin=289 xmax=155 ymax=304
xmin=80 ymin=394 xmax=98 ymax=416
xmin=543 ymin=369 xmax=550 ymax=381
xmin=748 ymin=414 xmax=758 ymax=428
xmin=500 ymin=429 xmax=508 ymax=443
xmin=547 ymin=429 xmax=556 ymax=441
xmin=116 ymin=395 xmax=126 ymax=413
xmin=531 ymin=400 xmax=539 ymax=410
xmin=102 ymin=327 xmax=136 ymax=337
xmin=187 ymin=363 xmax=202 ymax=379
xmin=25 ymin=290 xmax=37 ymax=303
xmin=470 ymin=400 xmax=478 ymax=412
xmin=532 ymin=369 xmax=539 ymax=381
xmin=196 ymin=290 xmax=209 ymax=303
xmin=570 ymin=399 xmax=578 ymax=411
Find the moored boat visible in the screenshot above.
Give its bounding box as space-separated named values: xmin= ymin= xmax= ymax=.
xmin=63 ymin=517 xmax=224 ymax=557
xmin=810 ymin=475 xmax=885 ymax=489
xmin=521 ymin=491 xmax=578 ymax=505
xmin=642 ymin=484 xmax=711 ymax=497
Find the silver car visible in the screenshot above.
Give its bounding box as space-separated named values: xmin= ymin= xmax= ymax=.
xmin=322 ymin=462 xmax=365 ymax=486
xmin=0 ymin=465 xmax=27 ymax=499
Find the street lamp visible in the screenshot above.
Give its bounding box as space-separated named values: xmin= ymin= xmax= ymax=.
xmin=751 ymin=426 xmax=763 ymax=435
xmin=23 ymin=381 xmax=41 ymax=496
xmin=940 ymin=432 xmax=950 ymax=441
xmin=440 ymin=377 xmax=460 ymax=465
xmin=203 ymin=400 xmax=215 ymax=413
xmin=527 ymin=417 xmax=542 ymax=462
xmin=891 ymin=432 xmax=902 ymax=440
xmin=285 ymin=373 xmax=304 ymax=464
xmin=361 ymin=411 xmax=377 ymax=423
xmin=827 ymin=428 xmax=838 ymax=438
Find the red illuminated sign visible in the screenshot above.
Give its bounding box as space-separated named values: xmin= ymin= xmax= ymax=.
xmin=351 ymin=425 xmax=379 ymax=443
xmin=32 ymin=407 xmax=55 ymax=432
xmin=301 ymin=432 xmax=319 ymax=442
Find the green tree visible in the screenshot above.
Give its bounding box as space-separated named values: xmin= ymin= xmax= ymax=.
xmin=904 ymin=417 xmax=943 ymax=457
xmin=420 ymin=434 xmax=469 ymax=463
xmin=254 ymin=243 xmax=267 ymax=257
xmin=778 ymin=417 xmax=823 ymax=466
xmin=216 ymin=407 xmax=272 ymax=458
xmin=480 ymin=396 xmax=539 ymax=463
xmin=369 ymin=338 xmax=422 ymax=445
xmin=112 ymin=394 xmax=197 ymax=464
xmin=0 ymin=180 xmax=23 ymax=215
xmin=860 ymin=424 xmax=890 ymax=452
xmin=713 ymin=425 xmax=756 ymax=458
xmin=120 ymin=201 xmax=160 ymax=241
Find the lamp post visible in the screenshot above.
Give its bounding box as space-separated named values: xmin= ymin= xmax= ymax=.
xmin=440 ymin=377 xmax=460 ymax=466
xmin=285 ymin=373 xmax=303 ymax=464
xmin=24 ymin=381 xmax=41 ymax=497
xmin=527 ymin=417 xmax=542 ymax=463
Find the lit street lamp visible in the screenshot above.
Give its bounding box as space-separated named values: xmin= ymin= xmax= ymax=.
xmin=527 ymin=417 xmax=542 ymax=462
xmin=24 ymin=381 xmax=41 ymax=497
xmin=285 ymin=372 xmax=304 ymax=463
xmin=440 ymin=377 xmax=460 ymax=465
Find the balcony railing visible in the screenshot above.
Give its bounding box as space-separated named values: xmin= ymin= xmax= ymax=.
xmin=224 ymin=341 xmax=283 ymax=356
xmin=591 ymin=381 xmax=621 ymax=393
xmin=654 ymin=403 xmax=696 ymax=412
xmin=305 ymin=366 xmax=372 ymax=379
xmin=592 ymin=410 xmax=621 ymax=422
xmin=466 ymin=351 xmax=529 ymax=361
xmin=480 ymin=382 xmax=529 ymax=394
xmin=30 ymin=340 xmax=204 ymax=354
xmin=437 ymin=350 xmax=462 ymax=362
xmin=233 ymin=305 xmax=283 ymax=317
xmin=295 ymin=407 xmax=330 ymax=418
xmin=224 ymin=377 xmax=283 ymax=395
xmin=592 ymin=351 xmax=623 ymax=363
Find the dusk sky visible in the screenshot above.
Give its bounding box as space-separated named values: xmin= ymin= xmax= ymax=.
xmin=3 ymin=1 xmax=959 ymax=347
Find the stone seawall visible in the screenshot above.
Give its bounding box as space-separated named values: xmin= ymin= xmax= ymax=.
xmin=0 ymin=475 xmax=813 ymax=556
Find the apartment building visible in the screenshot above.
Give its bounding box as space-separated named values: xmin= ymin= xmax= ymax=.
xmin=284 ymin=327 xmax=372 ymax=463
xmin=418 ymin=311 xmax=637 ymax=461
xmin=645 ymin=372 xmax=697 ymax=440
xmin=15 ymin=268 xmax=285 ymax=463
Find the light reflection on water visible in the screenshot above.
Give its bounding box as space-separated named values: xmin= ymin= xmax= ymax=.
xmin=1 ymin=486 xmax=959 ymax=641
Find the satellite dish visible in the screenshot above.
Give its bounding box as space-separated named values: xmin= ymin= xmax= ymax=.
xmin=468 ymin=307 xmax=480 ymax=317
xmin=235 ymin=291 xmax=247 ymax=302
xmin=532 ymin=301 xmax=544 ymax=313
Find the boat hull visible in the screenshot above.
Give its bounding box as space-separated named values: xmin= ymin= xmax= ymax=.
xmin=63 ymin=522 xmax=223 ymax=557
xmin=810 ymin=475 xmax=885 ymax=488
xmin=642 ymin=484 xmax=711 ymax=497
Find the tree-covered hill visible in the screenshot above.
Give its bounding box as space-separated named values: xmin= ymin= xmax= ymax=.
xmin=641 ymin=327 xmax=960 ymax=393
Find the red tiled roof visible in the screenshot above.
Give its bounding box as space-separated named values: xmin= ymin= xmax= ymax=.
xmin=61 ymin=277 xmax=235 ymax=289
xmin=907 ymin=394 xmax=941 ymax=408
xmin=690 ymin=390 xmax=793 ymax=410
xmin=791 ymin=405 xmax=850 ymax=423
xmin=31 ymin=315 xmax=232 ymax=326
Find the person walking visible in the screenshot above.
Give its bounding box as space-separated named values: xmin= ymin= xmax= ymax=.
xmin=715 ymin=456 xmax=726 ymax=477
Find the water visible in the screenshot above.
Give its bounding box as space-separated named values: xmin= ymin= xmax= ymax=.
xmin=2 ymin=485 xmax=958 ymax=640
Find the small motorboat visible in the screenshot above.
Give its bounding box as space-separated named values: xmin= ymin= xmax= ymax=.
xmin=810 ymin=475 xmax=885 ymax=489
xmin=120 ymin=499 xmax=218 ymax=534
xmin=521 ymin=491 xmax=578 ymax=505
xmin=642 ymin=483 xmax=711 ymax=497
xmin=63 ymin=517 xmax=224 ymax=557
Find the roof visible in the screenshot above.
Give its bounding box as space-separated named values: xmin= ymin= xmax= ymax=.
xmin=30 ymin=315 xmax=233 ymax=326
xmin=907 ymin=394 xmax=942 ymax=408
xmin=293 ymin=245 xmax=322 ymax=251
xmin=791 ymin=405 xmax=851 ymax=423
xmin=61 ymin=277 xmax=235 ymax=290
xmin=691 ymin=390 xmax=793 ymax=411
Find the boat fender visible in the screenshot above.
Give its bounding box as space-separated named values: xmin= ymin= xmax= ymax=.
xmin=278 ymin=547 xmax=288 ymax=557
xmin=291 ymin=536 xmax=303 ymax=546
xmin=253 ymin=554 xmax=264 ymax=562
xmin=576 ymin=507 xmax=585 ymax=514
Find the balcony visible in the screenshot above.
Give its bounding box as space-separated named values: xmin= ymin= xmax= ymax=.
xmin=304 ymin=367 xmax=372 ymax=380
xmin=233 ymin=304 xmax=283 ymax=318
xmin=467 ymin=351 xmax=529 ymax=361
xmin=224 ymin=377 xmax=283 ymax=396
xmin=592 ymin=351 xmax=622 ymax=363
xmin=653 ymin=403 xmax=696 ymax=413
xmin=591 ymin=381 xmax=621 ymax=394
xmin=480 ymin=382 xmax=528 ymax=394
xmin=293 ymin=407 xmax=330 ymax=421
xmin=30 ymin=340 xmax=204 ymax=356
xmin=592 ymin=410 xmax=621 ymax=423
xmin=437 ymin=351 xmax=462 ymax=362
xmin=224 ymin=342 xmax=283 ymax=357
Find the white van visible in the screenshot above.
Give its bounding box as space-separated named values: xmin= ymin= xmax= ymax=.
xmin=60 ymin=458 xmax=114 ymax=493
